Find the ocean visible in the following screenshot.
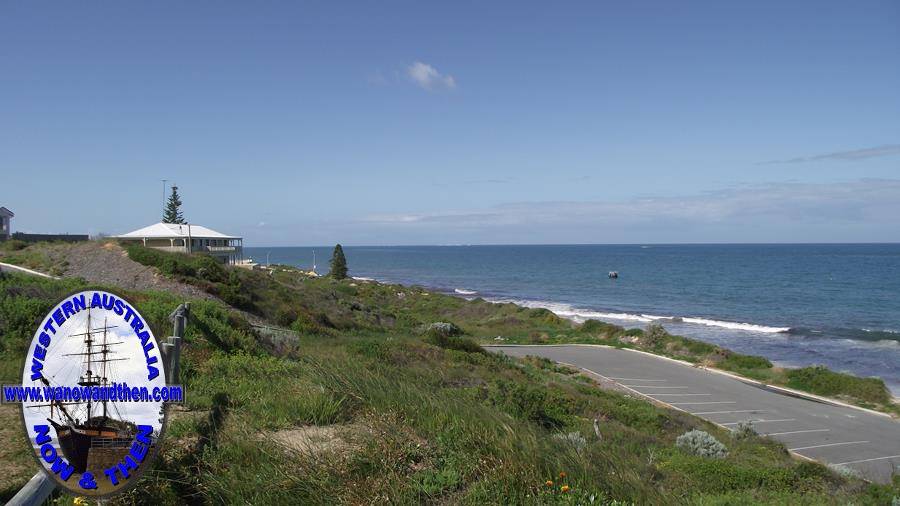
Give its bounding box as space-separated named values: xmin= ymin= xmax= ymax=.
xmin=245 ymin=244 xmax=900 ymax=394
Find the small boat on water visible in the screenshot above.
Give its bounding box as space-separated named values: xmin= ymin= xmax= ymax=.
xmin=608 ymin=271 xmax=618 ymax=279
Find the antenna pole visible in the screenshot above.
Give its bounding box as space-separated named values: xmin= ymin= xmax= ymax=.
xmin=85 ymin=308 xmax=92 ymax=422
xmin=161 ymin=179 xmax=168 ymax=217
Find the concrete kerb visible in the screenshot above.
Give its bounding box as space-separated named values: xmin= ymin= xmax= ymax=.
xmin=0 ymin=262 xmax=60 ymax=280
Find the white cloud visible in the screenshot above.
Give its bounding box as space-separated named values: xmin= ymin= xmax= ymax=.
xmin=240 ymin=179 xmax=900 ymax=245
xmin=406 ymin=61 xmax=456 ymax=90
xmin=356 ymin=179 xmax=900 ymax=243
xmin=760 ymin=144 xmax=900 ymax=164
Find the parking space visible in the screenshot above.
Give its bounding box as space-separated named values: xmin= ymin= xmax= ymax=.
xmin=491 ymin=345 xmax=900 ymax=483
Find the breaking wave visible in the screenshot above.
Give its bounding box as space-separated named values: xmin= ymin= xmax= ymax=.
xmin=487 ymin=298 xmax=791 ymax=334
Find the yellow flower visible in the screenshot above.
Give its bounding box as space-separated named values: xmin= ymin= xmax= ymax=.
xmin=545 ymin=480 xmax=554 ymax=487
xmin=561 ymin=485 xmax=570 ymax=493
xmin=73 ymin=498 xmax=89 ymax=506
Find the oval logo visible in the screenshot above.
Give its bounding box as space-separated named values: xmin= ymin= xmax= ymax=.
xmin=18 ymin=290 xmax=169 ymax=498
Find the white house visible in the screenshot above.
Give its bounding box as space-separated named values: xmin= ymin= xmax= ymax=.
xmin=0 ymin=207 xmax=13 ymax=240
xmin=115 ymin=222 xmax=244 ymax=265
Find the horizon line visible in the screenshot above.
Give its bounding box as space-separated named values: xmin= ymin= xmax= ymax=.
xmin=243 ymin=241 xmax=900 ymax=248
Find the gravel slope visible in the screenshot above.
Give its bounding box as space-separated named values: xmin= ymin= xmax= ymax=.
xmin=59 ymin=241 xmax=215 ymax=300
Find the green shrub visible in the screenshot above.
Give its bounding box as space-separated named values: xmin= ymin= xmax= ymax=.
xmin=125 ymin=244 xmax=183 ymax=275
xmin=216 ymin=280 xmax=253 ymax=310
xmin=412 ymin=467 xmax=462 ymax=497
xmin=678 ymin=337 xmax=717 ymax=355
xmin=425 ymin=321 xmax=462 ymax=337
xmin=195 ymin=255 xmax=230 ymax=283
xmin=581 ymin=319 xmax=620 ymax=334
xmin=552 ymin=431 xmax=588 ymax=452
xmin=522 ymin=355 xmax=578 ymax=375
xmin=663 ymin=453 xmax=793 ymax=493
xmin=720 ymin=353 xmax=773 ymax=370
xmin=274 ymin=305 xmax=298 ymax=327
xmin=645 ymin=322 xmax=668 ymax=347
xmin=676 ymin=429 xmax=728 ymax=459
xmin=731 ymin=421 xmax=757 ymax=440
xmin=425 ymin=333 xmax=483 ymax=354
xmin=348 ymin=339 xmax=392 ymax=360
xmin=786 ymin=366 xmax=890 ymax=404
xmin=124 ymin=243 xmax=229 ymax=282
xmin=527 ymin=307 xmax=563 ymax=324
xmin=291 ymin=312 xmax=333 ymax=336
xmin=0 ymin=273 xmax=87 ymax=355
xmin=0 ymin=239 xmax=27 ymax=251
xmin=791 ymin=461 xmax=832 ymax=484
xmin=187 ymin=301 xmax=261 ymax=354
xmin=828 ymin=463 xmax=862 ymax=480
xmin=487 ymin=379 xmax=576 ymax=429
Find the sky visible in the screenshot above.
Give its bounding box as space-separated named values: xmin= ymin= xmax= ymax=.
xmin=2 ymin=1 xmax=899 ymax=246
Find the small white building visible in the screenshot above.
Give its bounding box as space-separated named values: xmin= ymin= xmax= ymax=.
xmin=0 ymin=207 xmax=13 ymax=240
xmin=115 ymin=222 xmax=244 ymax=265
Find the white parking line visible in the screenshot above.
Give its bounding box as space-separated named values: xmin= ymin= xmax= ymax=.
xmin=790 ymin=441 xmax=869 ymax=451
xmin=670 ymin=401 xmax=736 ymax=405
xmin=609 ymin=378 xmax=667 ymax=382
xmin=834 ymin=455 xmax=900 ymax=466
xmin=648 ymin=393 xmax=711 ymax=397
xmin=623 ymin=385 xmax=688 ymax=389
xmin=765 ymin=429 xmax=830 ymax=436
xmin=692 ymin=409 xmax=766 ymax=415
xmin=721 ymin=419 xmax=796 ymax=425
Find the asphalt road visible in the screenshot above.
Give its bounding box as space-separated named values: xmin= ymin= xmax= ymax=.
xmin=490 ymin=344 xmax=900 ymax=484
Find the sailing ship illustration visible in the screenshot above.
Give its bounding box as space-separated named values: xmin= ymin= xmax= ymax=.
xmin=32 ymin=308 xmax=138 ymax=473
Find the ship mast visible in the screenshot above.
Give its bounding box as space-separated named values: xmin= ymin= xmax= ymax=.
xmin=30 ymin=304 xmax=127 ymax=429
xmin=101 ymin=316 xmax=108 ymax=419
xmin=84 ymin=309 xmax=93 ymax=422
xmin=61 ymin=307 xmax=125 ymax=425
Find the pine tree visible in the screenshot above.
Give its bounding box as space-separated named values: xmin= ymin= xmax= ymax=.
xmin=163 ymin=185 xmax=186 ymax=224
xmin=329 ymin=244 xmax=348 ymax=279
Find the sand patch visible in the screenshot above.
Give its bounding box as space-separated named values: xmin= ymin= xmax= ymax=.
xmin=264 ymin=424 xmax=358 ymax=457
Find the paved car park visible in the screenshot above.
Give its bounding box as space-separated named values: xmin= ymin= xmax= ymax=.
xmin=490 ymin=344 xmax=900 ymax=483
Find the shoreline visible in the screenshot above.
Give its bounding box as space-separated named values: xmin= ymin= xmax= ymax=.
xmin=481 ymin=296 xmax=900 ymax=404
xmin=350 ymin=274 xmax=900 ymax=398
xmin=355 ymin=274 xmax=899 ymax=343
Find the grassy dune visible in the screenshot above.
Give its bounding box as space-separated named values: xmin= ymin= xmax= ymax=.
xmin=0 ymin=243 xmax=898 ymax=504
xmin=117 ymin=242 xmax=898 ymax=415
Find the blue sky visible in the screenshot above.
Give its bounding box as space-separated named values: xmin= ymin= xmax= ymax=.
xmin=2 ymin=1 xmax=899 ymax=245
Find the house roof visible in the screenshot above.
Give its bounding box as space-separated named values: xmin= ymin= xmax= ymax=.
xmin=0 ymin=207 xmax=13 ymax=217
xmin=115 ymin=222 xmax=240 ymax=240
